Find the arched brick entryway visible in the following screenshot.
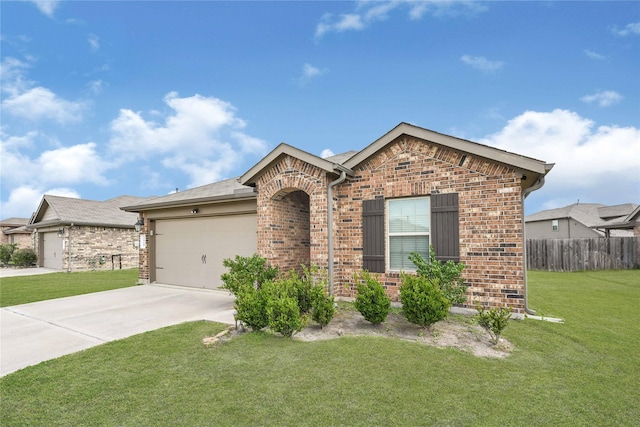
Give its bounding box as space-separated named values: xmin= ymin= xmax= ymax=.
xmin=266 ymin=189 xmax=311 ymax=273
xmin=255 ymin=155 xmax=329 ymax=275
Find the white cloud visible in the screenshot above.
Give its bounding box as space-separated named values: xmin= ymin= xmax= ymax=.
xmin=1 ymin=131 xmax=110 ymax=190
xmin=1 ymin=57 xmax=87 ymax=124
xmin=109 ymin=92 xmax=268 ymax=188
xmin=315 ymin=1 xmax=483 ymax=39
xmin=580 ymin=90 xmax=623 ymax=107
xmin=584 ymin=49 xmax=605 ymax=60
xmin=460 ymin=55 xmax=504 ymax=73
xmin=88 ymin=34 xmax=100 ymax=53
xmin=39 ymin=143 xmax=110 ymax=185
xmin=28 ymin=0 xmax=60 ymax=18
xmin=3 ymin=87 xmax=87 ymax=123
xmin=321 ymin=149 xmax=335 ymax=158
xmin=87 ymin=79 xmax=104 ymax=95
xmin=0 ymin=57 xmax=32 ymax=97
xmin=0 ymin=185 xmax=80 ymax=219
xmin=316 ymin=13 xmax=364 ymax=38
xmin=480 ymin=109 xmax=640 ymax=206
xmin=295 ymin=63 xmax=327 ymax=86
xmin=612 ymin=21 xmax=640 ymax=36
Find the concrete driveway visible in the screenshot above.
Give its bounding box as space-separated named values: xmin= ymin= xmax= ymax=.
xmin=1 ymin=284 xmax=235 ymax=377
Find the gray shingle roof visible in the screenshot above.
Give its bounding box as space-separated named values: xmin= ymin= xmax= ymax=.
xmin=525 ymin=203 xmax=606 ymax=227
xmin=597 ymin=204 xmax=638 ymax=219
xmin=0 ymin=218 xmax=29 ymax=227
xmin=30 ymin=195 xmax=149 ymax=228
xmin=120 ymin=178 xmax=256 ymax=211
xmin=324 ymin=150 xmax=359 ymax=164
xmin=526 ymin=202 xmax=639 ymax=229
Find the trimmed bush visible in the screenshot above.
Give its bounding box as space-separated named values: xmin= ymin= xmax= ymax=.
xmin=310 ymin=284 xmax=335 ymax=329
xmin=234 ymin=287 xmax=269 ymax=331
xmin=409 ymin=247 xmax=468 ymax=305
xmin=221 ymin=254 xmax=278 ymax=296
xmin=12 ymin=248 xmax=37 ymax=267
xmin=262 ymin=281 xmax=303 ymax=338
xmin=475 ymin=303 xmax=512 ymax=345
xmin=353 ymin=270 xmax=391 ymax=325
xmin=400 ymin=273 xmax=450 ymax=328
xmin=0 ymin=243 xmax=18 ymax=265
xmin=280 ymin=270 xmax=314 ymax=315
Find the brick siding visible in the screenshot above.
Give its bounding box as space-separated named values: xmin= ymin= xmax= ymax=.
xmin=256 ymin=137 xmax=527 ymax=314
xmin=35 ymin=226 xmax=139 ymax=272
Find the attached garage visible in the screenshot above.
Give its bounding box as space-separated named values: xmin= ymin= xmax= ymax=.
xmin=121 ymin=178 xmax=259 ymax=288
xmin=153 ymin=214 xmax=257 ymax=289
xmin=42 ymin=232 xmax=64 ymax=270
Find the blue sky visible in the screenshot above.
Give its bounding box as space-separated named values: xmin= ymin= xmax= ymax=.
xmin=1 ymin=0 xmax=639 ymax=220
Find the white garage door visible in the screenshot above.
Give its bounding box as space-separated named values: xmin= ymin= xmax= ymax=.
xmin=155 ymin=214 xmax=257 ymax=289
xmin=42 ymin=232 xmax=63 ymax=270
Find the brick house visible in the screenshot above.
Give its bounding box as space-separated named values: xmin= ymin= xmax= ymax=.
xmin=123 ymin=123 xmax=553 ymax=315
xmin=0 ymin=218 xmax=32 ymax=249
xmin=28 ymin=195 xmax=147 ymax=272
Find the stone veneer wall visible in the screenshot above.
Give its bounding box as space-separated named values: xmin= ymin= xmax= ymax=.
xmin=56 ymin=226 xmax=139 ymax=272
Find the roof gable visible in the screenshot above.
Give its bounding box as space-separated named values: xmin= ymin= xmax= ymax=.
xmin=240 ymin=143 xmax=351 ymax=186
xmin=343 ymin=122 xmax=552 ymax=179
xmin=30 ymin=194 xmax=148 ymax=228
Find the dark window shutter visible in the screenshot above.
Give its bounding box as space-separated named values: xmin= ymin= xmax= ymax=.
xmin=431 ymin=193 xmax=460 ymax=263
xmin=363 ymin=198 xmax=385 ymax=273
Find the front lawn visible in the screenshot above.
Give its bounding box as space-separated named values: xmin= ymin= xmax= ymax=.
xmin=1 ymin=270 xmax=638 ymax=425
xmin=0 ymin=269 xmax=138 ymax=307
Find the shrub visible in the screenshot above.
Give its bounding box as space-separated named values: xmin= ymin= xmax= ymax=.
xmin=409 ymin=247 xmax=468 ymax=305
xmin=0 ymin=243 xmax=18 ymax=265
xmin=353 ymin=270 xmax=391 ymax=325
xmin=263 ymin=281 xmax=303 ymax=338
xmin=282 ymin=270 xmax=314 ymax=315
xmin=234 ymin=287 xmax=269 ymax=331
xmin=400 ymin=273 xmax=450 ymax=328
xmin=475 ymin=303 xmax=512 ymax=345
xmin=221 ymin=254 xmax=278 ymax=296
xmin=12 ymin=248 xmax=37 ymax=267
xmin=310 ymin=284 xmax=335 ymax=329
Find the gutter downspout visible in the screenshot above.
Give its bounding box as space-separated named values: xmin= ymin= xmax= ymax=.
xmin=522 ymin=177 xmax=546 ymax=315
xmin=327 ymin=171 xmax=347 ymax=296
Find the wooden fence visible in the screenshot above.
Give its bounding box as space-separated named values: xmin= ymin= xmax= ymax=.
xmin=526 ymin=237 xmax=640 ymax=271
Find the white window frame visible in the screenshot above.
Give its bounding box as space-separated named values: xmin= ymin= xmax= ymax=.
xmin=387 ymin=196 xmax=430 ymax=271
xmin=552 ymin=219 xmax=559 ymax=232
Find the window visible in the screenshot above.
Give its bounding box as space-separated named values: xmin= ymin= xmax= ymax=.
xmin=552 ymin=219 xmax=559 ymax=232
xmin=362 ymin=193 xmax=459 ymax=273
xmin=387 ymin=197 xmax=430 ymax=270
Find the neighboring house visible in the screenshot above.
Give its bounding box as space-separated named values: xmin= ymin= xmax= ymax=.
xmin=122 ymin=122 xmax=553 ymax=315
xmin=28 ymin=195 xmax=148 ymax=272
xmin=525 ymin=203 xmax=638 ymax=239
xmin=0 ymin=218 xmax=32 ymax=249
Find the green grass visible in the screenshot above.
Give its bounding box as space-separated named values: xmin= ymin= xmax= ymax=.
xmin=1 ymin=270 xmax=638 ymax=425
xmin=0 ymin=269 xmax=138 ymax=307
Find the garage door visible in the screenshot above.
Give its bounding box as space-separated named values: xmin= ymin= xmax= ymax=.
xmin=42 ymin=232 xmax=63 ymax=270
xmin=155 ymin=214 xmax=257 ymax=289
